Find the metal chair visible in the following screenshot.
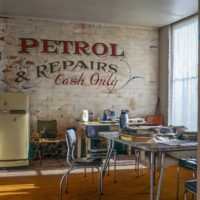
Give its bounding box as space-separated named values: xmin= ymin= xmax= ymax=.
xmin=86 ymin=126 xmax=117 ymax=182
xmin=184 ymin=179 xmax=197 ymax=200
xmin=176 ymin=158 xmax=197 ymax=200
xmin=59 ymin=128 xmax=103 ymax=200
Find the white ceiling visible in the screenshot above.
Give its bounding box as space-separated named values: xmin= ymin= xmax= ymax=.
xmin=0 ymin=0 xmax=198 ymax=28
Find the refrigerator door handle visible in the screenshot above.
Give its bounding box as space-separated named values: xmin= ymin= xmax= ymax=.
xmin=10 ymin=110 xmax=26 ymax=114
xmin=0 ymin=110 xmax=9 ymax=114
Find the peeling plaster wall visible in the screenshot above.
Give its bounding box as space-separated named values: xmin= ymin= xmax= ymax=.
xmin=0 ymin=17 xmax=158 ymax=135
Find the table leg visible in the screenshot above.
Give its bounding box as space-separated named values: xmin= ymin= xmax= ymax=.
xmin=156 ymin=152 xmax=165 ymax=200
xmin=150 ymin=152 xmax=155 ymax=200
xmin=35 ymin=141 xmax=42 ymax=165
xmin=86 ymin=137 xmax=91 ymax=157
xmin=102 ymin=139 xmax=114 ymax=176
xmin=127 ymin=145 xmax=132 ymax=155
xmin=77 ymin=127 xmax=82 ymax=158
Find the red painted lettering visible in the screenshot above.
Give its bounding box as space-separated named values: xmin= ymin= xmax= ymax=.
xmin=55 ymin=73 xmax=85 ymax=86
xmin=110 ymin=43 xmax=125 ymax=56
xmin=55 ymin=74 xmax=65 ymax=85
xmin=18 ymin=38 xmax=39 ymax=53
xmin=90 ymin=73 xmax=118 ymax=89
xmin=18 ymin=38 xmax=125 ymax=57
xmin=90 ymin=73 xmax=100 ymax=85
xmin=74 ymin=41 xmax=90 ymax=55
xmin=62 ymin=41 xmax=74 ymax=54
xmin=92 ymin=43 xmax=108 ymax=56
xmin=41 ymin=39 xmax=58 ymax=53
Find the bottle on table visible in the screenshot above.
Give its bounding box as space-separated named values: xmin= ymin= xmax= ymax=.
xmin=110 ymin=105 xmax=116 ymax=122
xmin=102 ymin=110 xmax=107 ymax=121
xmin=119 ymin=110 xmax=129 ymax=129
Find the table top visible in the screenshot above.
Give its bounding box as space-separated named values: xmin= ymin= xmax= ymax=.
xmin=78 ymin=121 xmax=118 ymax=126
xmin=98 ymin=131 xmax=198 ymax=153
xmin=31 ymin=137 xmax=65 ymax=143
xmin=78 ymin=121 xmax=148 ymax=129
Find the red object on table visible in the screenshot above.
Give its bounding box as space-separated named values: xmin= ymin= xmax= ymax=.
xmin=146 ymin=115 xmax=163 ymax=125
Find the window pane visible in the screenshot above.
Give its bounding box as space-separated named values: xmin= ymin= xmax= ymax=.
xmin=169 ymin=16 xmax=198 ymax=131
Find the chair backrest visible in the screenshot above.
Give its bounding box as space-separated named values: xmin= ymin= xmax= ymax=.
xmin=66 ymin=128 xmax=77 ymax=165
xmin=146 ymin=115 xmax=163 ymax=125
xmin=37 ymin=120 xmax=57 ymax=138
xmin=86 ymin=126 xmax=110 ymax=138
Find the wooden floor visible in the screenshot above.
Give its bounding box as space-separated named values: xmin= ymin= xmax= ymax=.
xmin=0 ymin=154 xmax=179 ymax=180
xmin=0 ymin=166 xmax=195 ymax=200
xmin=0 ymin=155 xmax=196 ymax=200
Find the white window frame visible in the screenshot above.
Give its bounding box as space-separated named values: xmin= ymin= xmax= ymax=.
xmin=169 ymin=15 xmax=198 ymax=132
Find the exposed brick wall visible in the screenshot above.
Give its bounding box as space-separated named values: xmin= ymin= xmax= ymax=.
xmin=0 ymin=17 xmax=158 ymax=135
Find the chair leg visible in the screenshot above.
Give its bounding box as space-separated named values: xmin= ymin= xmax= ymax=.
xmin=176 ymin=165 xmax=180 ymax=200
xmin=59 ymin=172 xmax=67 ymax=200
xmin=65 ymin=171 xmax=70 ymax=193
xmin=98 ymin=168 xmax=103 ymax=197
xmin=135 ymin=150 xmax=141 ymax=176
xmin=113 ymin=153 xmax=117 ymax=183
xmin=107 ymin=161 xmax=110 ymax=176
xmin=59 ymin=168 xmax=73 ymax=200
xmin=192 ymin=170 xmax=196 ymax=199
xmin=134 ymin=149 xmax=139 ymax=171
xmin=138 ymin=151 xmax=141 ymax=176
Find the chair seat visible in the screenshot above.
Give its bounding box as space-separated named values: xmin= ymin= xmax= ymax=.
xmin=185 ymin=180 xmax=197 ymax=194
xmin=89 ymin=148 xmax=117 ymax=159
xmin=73 ymin=157 xmax=103 ymax=166
xmin=179 ymin=158 xmax=197 ymax=170
xmin=90 ymin=148 xmax=108 ymax=153
xmin=89 ymin=148 xmax=116 ymax=154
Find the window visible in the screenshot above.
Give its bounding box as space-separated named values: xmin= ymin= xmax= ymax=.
xmin=169 ymin=15 xmax=198 ymax=131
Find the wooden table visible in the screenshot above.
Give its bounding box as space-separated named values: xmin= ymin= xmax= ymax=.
xmin=31 ymin=137 xmax=65 ymax=164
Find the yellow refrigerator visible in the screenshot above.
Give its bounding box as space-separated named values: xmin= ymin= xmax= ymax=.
xmin=0 ymin=92 xmax=29 ymax=167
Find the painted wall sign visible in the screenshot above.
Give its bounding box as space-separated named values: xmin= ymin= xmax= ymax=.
xmin=2 ymin=37 xmax=143 ymax=93
xmin=18 ymin=38 xmax=125 ymax=57
xmin=2 ymin=58 xmax=142 ymax=93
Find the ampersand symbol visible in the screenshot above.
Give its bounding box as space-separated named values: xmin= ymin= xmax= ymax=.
xmin=15 ymin=71 xmax=30 ymax=82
